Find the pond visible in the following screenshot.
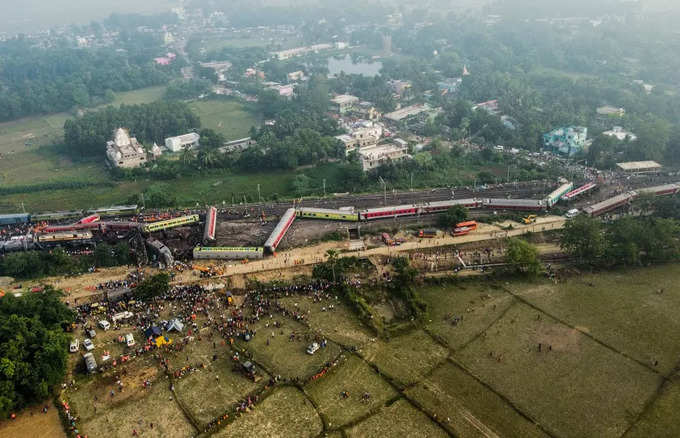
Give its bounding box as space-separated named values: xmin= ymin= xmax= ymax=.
xmin=327 ymin=54 xmax=383 ymax=77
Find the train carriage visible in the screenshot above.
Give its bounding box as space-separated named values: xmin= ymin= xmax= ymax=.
xmin=204 ymin=206 xmax=218 ymax=242
xmin=562 ymin=182 xmax=597 ymax=202
xmin=142 ymin=214 xmax=199 ymax=234
xmin=87 ymin=205 xmax=139 ymax=217
xmin=545 ymin=182 xmax=574 ymax=207
xmin=193 ymin=246 xmax=264 ymax=260
xmin=0 ymin=213 xmax=30 ymax=226
xmin=296 ymin=207 xmax=359 ymax=221
xmin=32 ymin=211 xmax=84 ymax=222
xmin=583 ymin=192 xmax=637 ymax=217
xmin=636 ymin=183 xmax=680 ymax=197
xmin=420 ymin=199 xmax=482 ymax=214
xmin=78 ymin=214 xmax=100 ymax=224
xmin=482 ymin=198 xmax=546 ymax=211
xmin=264 ymin=208 xmax=296 ymax=253
xmin=359 ymin=204 xmax=420 ymax=221
xmin=37 ymin=231 xmax=93 ymax=244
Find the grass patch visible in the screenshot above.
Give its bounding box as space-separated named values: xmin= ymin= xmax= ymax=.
xmin=237 ymin=318 xmax=342 ymax=380
xmin=213 ymin=386 xmax=322 ymax=438
xmin=361 ymin=329 xmax=448 ymax=387
xmin=509 ymin=264 xmax=680 ymax=375
xmin=175 ymin=355 xmax=268 ymax=426
xmin=77 ymin=381 xmax=196 ymax=438
xmin=279 ymin=296 xmax=375 ymax=347
xmin=406 ymin=361 xmax=549 ymax=438
xmin=345 ymin=398 xmax=447 ymax=438
xmin=453 ymin=301 xmax=661 ymax=438
xmin=420 ymin=282 xmax=515 ymax=350
xmin=625 ymin=372 xmax=680 ymax=437
xmin=306 ymin=354 xmax=398 ymax=428
xmin=188 ymin=99 xmax=259 ymax=140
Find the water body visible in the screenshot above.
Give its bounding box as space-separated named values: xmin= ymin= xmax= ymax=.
xmin=327 ymin=54 xmax=383 ymax=77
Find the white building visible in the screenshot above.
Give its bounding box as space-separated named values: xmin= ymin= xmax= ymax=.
xmin=331 ymin=94 xmax=359 ymax=113
xmin=358 ymin=143 xmax=411 ymax=171
xmin=165 ymin=133 xmax=200 ymax=153
xmin=335 ymin=121 xmax=383 ymax=155
xmin=603 ymin=126 xmax=637 ymax=141
xmin=106 ymin=128 xmax=147 ymax=168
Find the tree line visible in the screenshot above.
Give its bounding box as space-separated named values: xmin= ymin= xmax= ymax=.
xmin=0 ymin=288 xmax=74 ymax=418
xmin=63 ymin=102 xmax=201 ymax=157
xmin=0 ymin=36 xmax=181 ymax=122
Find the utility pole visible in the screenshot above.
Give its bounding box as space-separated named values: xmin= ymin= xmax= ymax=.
xmin=507 ymin=165 xmax=510 ymax=183
xmin=140 ymin=193 xmax=146 ymax=210
xmin=410 ymin=173 xmax=413 ymax=192
xmin=323 ymin=179 xmax=326 ymax=197
xmin=257 ymin=184 xmax=261 ymax=203
xmin=379 ymin=177 xmax=387 ymax=205
xmin=20 ymin=202 xmax=25 ymax=213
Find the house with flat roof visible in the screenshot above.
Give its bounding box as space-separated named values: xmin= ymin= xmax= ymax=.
xmin=543 ymin=126 xmax=588 ymax=157
xmin=165 ymin=132 xmax=200 ymax=153
xmin=331 ymin=94 xmax=359 ymax=113
xmin=358 ymin=143 xmax=411 ymax=171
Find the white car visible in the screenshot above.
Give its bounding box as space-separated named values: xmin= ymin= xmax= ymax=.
xmin=565 ymin=209 xmax=580 ymax=218
xmin=124 ymin=333 xmax=135 ymax=347
xmin=69 ymin=339 xmax=79 ymax=353
xmin=306 ymin=342 xmax=320 ymax=355
xmin=83 ymin=338 xmax=95 ymax=351
xmin=98 ymin=320 xmax=111 ymax=331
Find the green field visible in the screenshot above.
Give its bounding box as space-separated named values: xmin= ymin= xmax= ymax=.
xmin=188 ymin=99 xmax=259 ymax=141
xmin=0 ymin=94 xmax=267 ymax=213
xmin=55 ymin=264 xmax=680 ymax=437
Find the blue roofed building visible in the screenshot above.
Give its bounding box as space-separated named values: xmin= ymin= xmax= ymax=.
xmin=543 ymin=126 xmax=588 ymax=157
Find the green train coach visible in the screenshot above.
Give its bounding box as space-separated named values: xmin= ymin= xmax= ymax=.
xmin=193 ymin=246 xmax=264 ymax=260
xmin=296 ymin=207 xmax=359 ymax=221
xmin=143 ymin=214 xmax=200 ymax=233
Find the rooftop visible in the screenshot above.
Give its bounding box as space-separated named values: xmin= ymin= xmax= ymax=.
xmin=616 ymin=161 xmax=662 ymax=171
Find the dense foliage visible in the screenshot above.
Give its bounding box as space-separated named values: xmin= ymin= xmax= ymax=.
xmin=134 ymin=273 xmax=171 ymax=300
xmin=0 ymin=36 xmax=179 ymax=121
xmin=560 ymin=212 xmax=680 ymax=266
xmin=63 ymin=102 xmax=200 ymax=157
xmin=0 ymin=288 xmax=74 ymax=417
xmin=504 ymin=238 xmax=542 ymax=276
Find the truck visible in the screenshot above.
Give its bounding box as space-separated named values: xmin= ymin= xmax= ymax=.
xmin=381 ymin=232 xmax=394 ymax=246
xmin=83 ymin=352 xmax=97 ymax=374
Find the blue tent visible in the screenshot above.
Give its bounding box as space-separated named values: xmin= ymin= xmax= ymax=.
xmin=144 ymin=326 xmax=162 ymax=338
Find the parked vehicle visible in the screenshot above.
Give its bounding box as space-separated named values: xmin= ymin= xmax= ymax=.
xmin=98 ymin=320 xmax=111 ymax=331
xmin=418 ymin=229 xmax=437 ymax=238
xmin=69 ymin=339 xmax=79 ymax=353
xmin=306 ymin=342 xmax=320 ymax=355
xmin=83 ymin=338 xmax=94 ymax=351
xmin=565 ymin=209 xmax=580 ymax=218
xmin=83 ymin=352 xmax=97 ymax=373
xmin=125 ymin=333 xmax=135 ymax=347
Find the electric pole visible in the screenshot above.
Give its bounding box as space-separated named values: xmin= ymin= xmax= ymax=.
xmin=379 ymin=177 xmax=387 ymax=205
xmin=323 ymin=179 xmax=326 ymax=197
xmin=257 ymin=184 xmax=261 ymax=203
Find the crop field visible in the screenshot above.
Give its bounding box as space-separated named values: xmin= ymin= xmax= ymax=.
xmin=48 ymin=264 xmax=680 ymax=438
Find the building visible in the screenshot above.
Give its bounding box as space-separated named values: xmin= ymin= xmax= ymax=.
xmin=616 ymin=161 xmax=662 ymax=174
xmin=389 ymin=80 xmax=412 ymax=98
xmin=597 ymin=106 xmax=625 ymax=117
xmin=358 ymin=143 xmax=411 ymax=171
xmin=165 ymin=133 xmax=200 ymax=153
xmin=200 ymin=61 xmax=232 ymax=82
xmin=437 ymin=78 xmax=462 ymax=95
xmin=602 ymin=126 xmax=637 ymax=141
xmin=472 ymin=99 xmax=500 ymax=115
xmin=287 ymin=70 xmax=306 ymax=82
xmin=543 ymin=126 xmax=588 ymax=157
xmin=267 ymin=83 xmax=295 ymax=98
xmin=106 ymin=128 xmax=147 ymax=168
xmin=331 ymin=94 xmax=359 ymax=113
xmin=384 ymin=104 xmax=430 ymax=122
xmin=220 ymin=137 xmax=257 ymax=153
xmin=335 ymin=121 xmax=383 ymax=155
xmin=272 ymin=44 xmax=333 ymax=60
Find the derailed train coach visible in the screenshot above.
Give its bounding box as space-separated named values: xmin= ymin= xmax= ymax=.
xmin=264 ymin=208 xmax=296 ymax=254
xmin=296 ymin=207 xmax=359 ymax=221
xmin=193 ymin=246 xmax=264 ymax=260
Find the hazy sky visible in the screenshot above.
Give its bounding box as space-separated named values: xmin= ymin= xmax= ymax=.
xmin=0 ymin=0 xmax=179 ymax=34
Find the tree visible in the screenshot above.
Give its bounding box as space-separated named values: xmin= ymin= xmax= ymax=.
xmin=505 ymin=238 xmax=542 ymax=276
xmin=199 ymin=128 xmax=225 ymax=150
xmin=560 ymin=215 xmax=606 ymax=264
xmin=438 ymin=206 xmax=469 ymax=228
xmin=134 ymin=273 xmax=170 ymax=300
xmin=0 ymin=288 xmax=74 ymax=417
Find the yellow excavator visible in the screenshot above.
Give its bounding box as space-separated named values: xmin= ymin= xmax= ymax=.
xmin=522 ymin=215 xmax=537 ymax=225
